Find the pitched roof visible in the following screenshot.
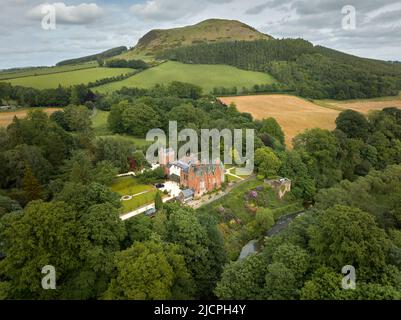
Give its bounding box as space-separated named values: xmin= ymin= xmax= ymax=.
xmin=181 ymin=189 xmax=194 ymax=198
xmin=193 ymin=163 xmax=223 ymax=176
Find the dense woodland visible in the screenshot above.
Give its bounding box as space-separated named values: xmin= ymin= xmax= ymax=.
xmin=1 ymin=77 xmax=401 ymax=299
xmin=160 ymin=39 xmax=401 ymax=99
xmin=104 ymin=59 xmax=149 ymax=70
xmin=216 ymin=165 xmax=401 ymax=299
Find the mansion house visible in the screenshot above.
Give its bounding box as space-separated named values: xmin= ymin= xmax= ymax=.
xmin=159 ymin=148 xmax=225 ymax=198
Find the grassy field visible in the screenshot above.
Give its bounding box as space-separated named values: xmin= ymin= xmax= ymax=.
xmin=94 ymin=61 xmax=277 ymax=94
xmin=0 ymin=62 xmax=98 ymax=80
xmin=92 ymin=110 xmax=111 ymax=135
xmin=111 ymin=176 xmax=154 ymax=196
xmin=226 ymin=175 xmax=242 ymax=183
xmin=220 ymin=94 xmax=340 ymax=147
xmin=110 ymin=176 xmax=158 ymax=213
xmin=2 ymin=67 xmax=133 ymax=89
xmin=0 ymin=108 xmax=61 ymax=127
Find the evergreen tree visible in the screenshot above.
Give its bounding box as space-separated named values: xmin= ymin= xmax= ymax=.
xmin=23 ymin=166 xmax=43 ymax=202
xmin=155 ymin=192 xmax=163 ymax=211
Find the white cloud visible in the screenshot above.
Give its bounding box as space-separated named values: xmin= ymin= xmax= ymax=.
xmin=27 ymin=2 xmax=104 ymax=25
xmin=130 ymin=0 xmax=234 ymax=21
xmin=130 ymin=0 xmax=199 ymax=21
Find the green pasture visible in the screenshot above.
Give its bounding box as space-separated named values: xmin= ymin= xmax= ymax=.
xmin=0 ymin=62 xmax=98 ymax=80
xmin=94 ymin=61 xmax=277 ymax=94
xmin=2 ymin=67 xmax=132 ymax=89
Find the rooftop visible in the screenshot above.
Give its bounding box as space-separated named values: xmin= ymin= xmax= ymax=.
xmin=181 ymin=189 xmax=195 ymax=198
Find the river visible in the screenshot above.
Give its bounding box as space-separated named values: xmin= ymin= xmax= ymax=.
xmin=238 ymin=211 xmax=304 ymax=260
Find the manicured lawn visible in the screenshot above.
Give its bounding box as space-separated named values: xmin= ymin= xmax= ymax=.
xmin=2 ymin=67 xmax=133 ymax=89
xmin=94 ymin=61 xmax=277 ymax=94
xmin=225 ymin=166 xmax=253 ymax=182
xmin=111 ymin=176 xmax=153 ymax=195
xmin=110 ymin=176 xmax=157 ymax=213
xmin=120 ymin=190 xmax=159 ymax=213
xmin=226 ymin=174 xmax=241 ymax=183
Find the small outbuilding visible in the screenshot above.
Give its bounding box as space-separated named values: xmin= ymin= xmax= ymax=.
xmin=265 ymin=177 xmax=292 ymax=199
xmin=178 ymin=189 xmax=195 ymax=203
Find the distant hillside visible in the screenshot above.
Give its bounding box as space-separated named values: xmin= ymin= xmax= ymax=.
xmin=160 ymin=39 xmax=401 ymax=100
xmin=57 ymin=46 xmax=128 ymax=66
xmin=128 ymin=19 xmax=272 ymax=57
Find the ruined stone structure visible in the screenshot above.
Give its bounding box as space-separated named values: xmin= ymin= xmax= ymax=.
xmin=265 ymin=177 xmax=292 ymax=199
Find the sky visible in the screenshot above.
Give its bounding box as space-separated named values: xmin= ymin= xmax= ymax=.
xmin=1 ymin=0 xmax=401 ymax=69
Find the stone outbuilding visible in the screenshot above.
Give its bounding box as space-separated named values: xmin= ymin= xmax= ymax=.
xmin=265 ymin=177 xmax=292 ymax=199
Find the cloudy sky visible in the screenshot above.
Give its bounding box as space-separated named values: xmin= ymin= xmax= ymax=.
xmin=1 ymin=0 xmax=401 ymax=69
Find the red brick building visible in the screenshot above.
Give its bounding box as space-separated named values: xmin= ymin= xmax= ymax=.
xmin=180 ymin=162 xmax=224 ymax=198
xmin=160 ymin=149 xmax=225 ymax=198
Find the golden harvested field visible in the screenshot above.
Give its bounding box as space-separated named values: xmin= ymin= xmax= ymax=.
xmin=0 ymin=108 xmax=61 ymax=127
xmin=323 ymin=99 xmax=401 ymax=114
xmin=219 ymin=94 xmax=340 ymax=147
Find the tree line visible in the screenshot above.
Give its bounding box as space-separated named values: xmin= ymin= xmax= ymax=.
xmin=104 ymin=59 xmax=149 ymax=70
xmin=212 ymin=82 xmax=292 ymax=96
xmin=0 ymin=82 xmax=95 ymax=108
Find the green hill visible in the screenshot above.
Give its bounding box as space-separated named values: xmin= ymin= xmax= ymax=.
xmin=94 ymin=61 xmax=277 ymax=94
xmin=118 ymin=19 xmax=272 ymax=60
xmin=160 ymin=39 xmax=401 ymax=100
xmin=57 ymin=46 xmax=128 ymax=66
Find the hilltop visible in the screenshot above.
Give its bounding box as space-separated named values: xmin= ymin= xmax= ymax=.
xmin=121 ymin=19 xmax=272 ymax=58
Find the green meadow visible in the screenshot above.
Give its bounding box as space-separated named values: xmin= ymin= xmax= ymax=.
xmin=2 ymin=67 xmax=133 ymax=89
xmin=0 ymin=62 xmax=98 ymax=80
xmin=94 ymin=61 xmax=277 ymax=94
